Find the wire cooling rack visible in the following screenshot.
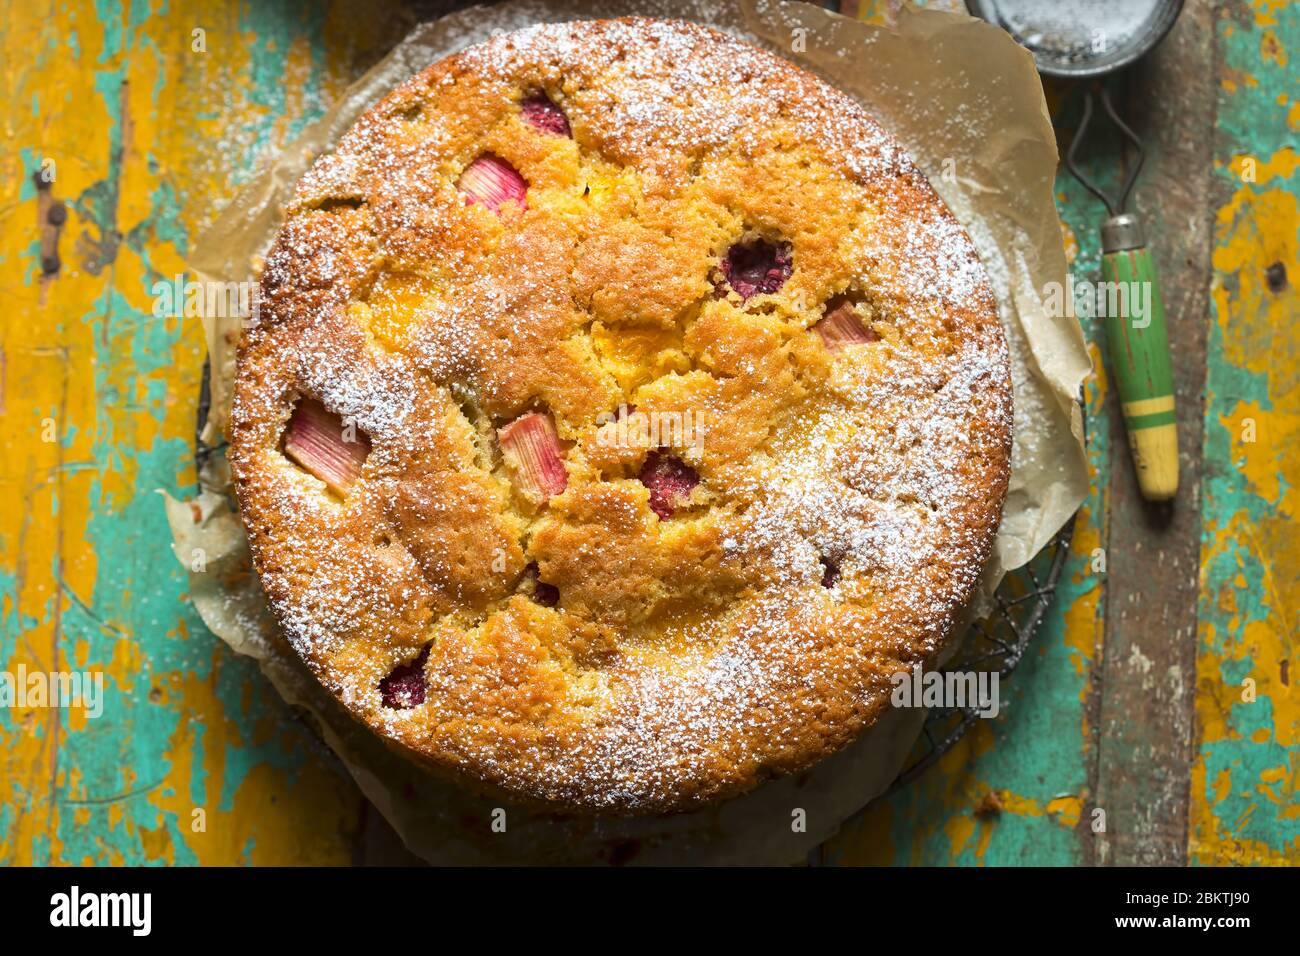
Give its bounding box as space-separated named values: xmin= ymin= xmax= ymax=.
xmin=195 ymin=358 xmax=217 ymax=476
xmin=881 ymin=511 xmax=1076 ymax=795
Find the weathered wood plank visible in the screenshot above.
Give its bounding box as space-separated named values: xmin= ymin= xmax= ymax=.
xmin=1091 ymin=0 xmax=1216 ymax=867
xmin=3 ymin=0 xmax=1296 ymax=866
xmin=0 ymin=0 xmax=414 ymax=866
xmin=1190 ymin=0 xmax=1300 ymax=866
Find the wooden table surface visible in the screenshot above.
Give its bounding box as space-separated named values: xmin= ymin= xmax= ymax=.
xmin=1 ymin=0 xmax=1295 ymax=866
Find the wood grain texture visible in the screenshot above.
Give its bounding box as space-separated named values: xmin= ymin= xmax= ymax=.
xmin=1092 ymin=0 xmax=1215 ymax=867
xmin=0 ymin=0 xmax=1296 ymax=866
xmin=1190 ymin=0 xmax=1300 ymax=866
xmin=0 ymin=0 xmax=416 ymax=867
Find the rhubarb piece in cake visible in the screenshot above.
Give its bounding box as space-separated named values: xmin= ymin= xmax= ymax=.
xmin=522 ymin=562 xmax=560 ymax=607
xmin=281 ymin=398 xmax=370 ymax=495
xmin=639 ymin=452 xmax=699 ymax=519
xmin=458 ymin=155 xmax=527 ymax=213
xmin=379 ymin=646 xmax=430 ymax=709
xmin=820 ymin=555 xmax=842 ymax=588
xmin=498 ymin=411 xmax=568 ymax=501
xmin=521 ymin=93 xmax=571 ymax=137
xmin=720 ymin=238 xmax=793 ymax=301
xmin=816 ymin=299 xmax=879 ymax=350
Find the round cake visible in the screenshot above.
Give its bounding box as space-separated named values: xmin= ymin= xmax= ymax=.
xmin=229 ymin=17 xmax=1013 ymax=813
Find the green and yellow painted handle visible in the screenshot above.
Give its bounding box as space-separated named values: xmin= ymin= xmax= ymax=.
xmin=1100 ymin=212 xmax=1178 ymax=501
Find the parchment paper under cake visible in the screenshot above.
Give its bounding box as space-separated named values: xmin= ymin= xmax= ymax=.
xmin=164 ymin=0 xmax=1089 ymax=864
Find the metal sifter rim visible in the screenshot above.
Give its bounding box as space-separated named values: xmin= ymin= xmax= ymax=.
xmin=965 ymin=0 xmax=1184 ymax=79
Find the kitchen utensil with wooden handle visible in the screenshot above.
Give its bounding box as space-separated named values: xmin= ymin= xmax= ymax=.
xmin=1064 ymin=83 xmax=1179 ymax=500
xmin=967 ymin=1 xmax=1184 ymax=501
xmin=1100 ymin=212 xmax=1178 ymax=500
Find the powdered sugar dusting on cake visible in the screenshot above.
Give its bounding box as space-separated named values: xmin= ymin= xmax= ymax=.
xmin=859 ymin=210 xmax=989 ymax=311
xmin=228 ymin=17 xmax=1013 ymax=812
xmin=451 ymin=19 xmax=911 ymax=185
xmin=293 ymin=334 xmax=418 ymax=442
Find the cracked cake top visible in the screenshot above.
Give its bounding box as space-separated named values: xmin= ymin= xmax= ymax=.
xmin=228 ymin=16 xmax=1013 ymax=813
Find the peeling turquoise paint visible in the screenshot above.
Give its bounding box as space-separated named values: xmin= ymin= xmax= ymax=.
xmin=8 ymin=0 xmax=1296 ymax=867
xmin=126 ymin=180 xmax=189 ymax=266
xmin=19 ymin=0 xmax=350 ymax=866
xmin=1191 ymin=2 xmax=1300 ymax=863
xmin=19 ymin=147 xmax=42 ymax=201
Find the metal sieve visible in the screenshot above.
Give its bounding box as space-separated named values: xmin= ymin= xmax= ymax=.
xmin=968 ymin=0 xmax=1184 ymax=502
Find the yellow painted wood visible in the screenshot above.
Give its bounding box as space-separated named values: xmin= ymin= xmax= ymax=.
xmin=1 ymin=0 xmax=1295 ymax=866
xmin=0 ymin=0 xmax=410 ymax=867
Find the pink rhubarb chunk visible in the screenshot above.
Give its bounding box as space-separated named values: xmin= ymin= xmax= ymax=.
xmin=820 ymin=555 xmax=841 ymax=588
xmin=523 ymin=562 xmax=560 ymax=607
xmin=521 ymin=93 xmax=571 ymax=137
xmin=640 ymin=452 xmax=699 ymax=519
xmin=379 ymin=646 xmax=430 ymax=709
xmin=721 ymin=239 xmax=792 ymax=301
xmin=815 ymin=300 xmax=879 ymax=351
xmin=498 ymin=412 xmax=568 ymax=501
xmin=458 ymin=155 xmax=527 ymax=213
xmin=283 ymin=397 xmax=370 ymax=495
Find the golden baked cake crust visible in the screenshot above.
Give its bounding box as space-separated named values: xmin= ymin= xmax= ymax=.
xmin=228 ymin=17 xmax=1013 ymax=813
